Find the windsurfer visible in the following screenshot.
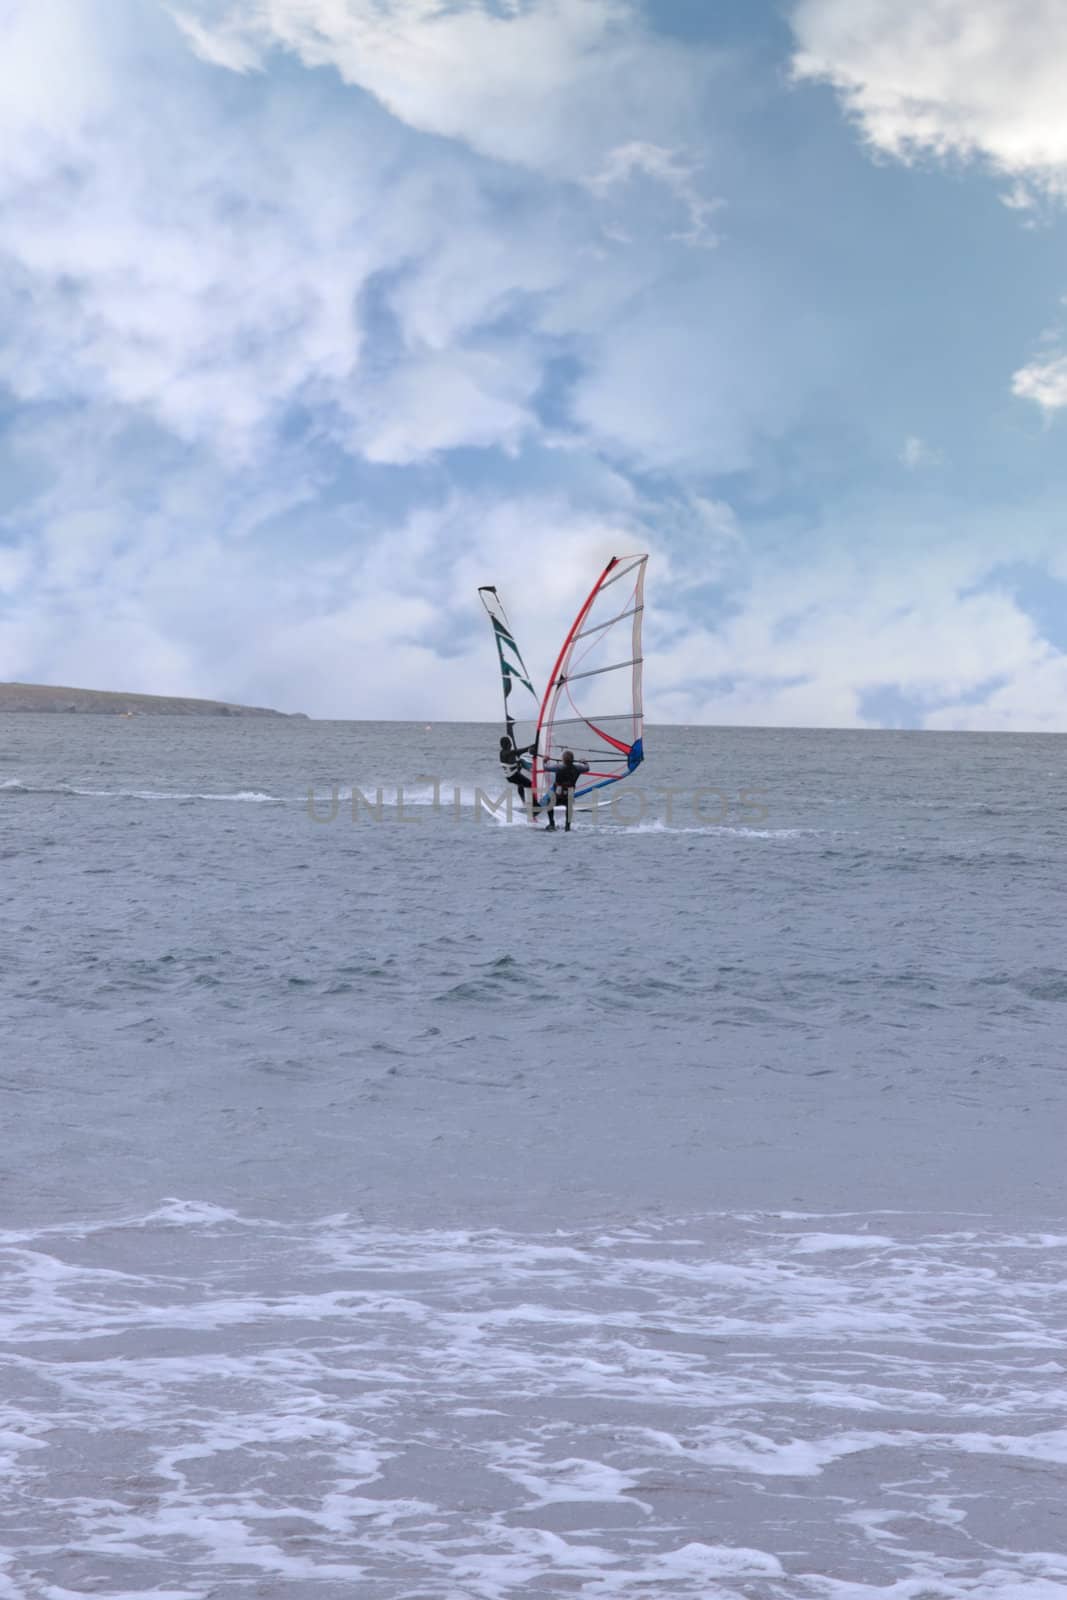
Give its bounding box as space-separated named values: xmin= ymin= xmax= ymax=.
xmin=499 ymin=735 xmax=537 ymax=814
xmin=544 ymin=750 xmax=590 ymax=831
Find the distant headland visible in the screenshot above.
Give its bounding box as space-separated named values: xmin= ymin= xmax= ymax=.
xmin=0 ymin=682 xmax=308 ymax=718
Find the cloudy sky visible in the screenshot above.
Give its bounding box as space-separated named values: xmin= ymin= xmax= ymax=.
xmin=2 ymin=0 xmax=1067 ymax=726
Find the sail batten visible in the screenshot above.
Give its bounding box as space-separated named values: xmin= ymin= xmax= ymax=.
xmin=563 ymin=657 xmax=640 ymax=686
xmin=592 ymin=556 xmax=646 ymax=595
xmin=573 ymin=604 xmax=643 ymax=644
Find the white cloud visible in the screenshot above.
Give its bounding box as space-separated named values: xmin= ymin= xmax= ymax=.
xmin=168 ymin=9 xmax=264 ymax=73
xmin=0 ymin=0 xmax=730 ymax=476
xmin=645 ymin=493 xmax=1067 ymax=731
xmin=0 ymin=3 xmax=594 ymax=466
xmin=5 ymin=1 xmax=1067 ymax=733
xmin=566 ymin=274 xmax=836 ymax=474
xmin=0 ymin=11 xmax=362 ymax=454
xmin=171 ymin=0 xmax=707 ymax=179
xmin=0 ymin=544 xmax=30 ymax=595
xmin=1012 ymin=352 xmax=1067 ymax=411
xmin=0 ymin=396 xmax=663 ymax=717
xmin=587 ymin=142 xmax=723 ymax=246
xmin=350 ymin=347 xmax=540 ymax=464
xmin=791 ymin=0 xmax=1067 ymax=198
xmin=0 ymin=0 xmax=766 ymax=716
xmin=899 ymin=435 xmax=943 ymax=469
xmin=923 ymin=653 xmax=1067 ymax=729
xmin=0 ymin=2 xmax=115 ymax=176
xmin=790 ymin=1 xmax=1067 ymax=424
xmin=7 ymin=394 xmax=1067 ymax=732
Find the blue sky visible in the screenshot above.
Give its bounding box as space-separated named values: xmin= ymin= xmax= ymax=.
xmin=3 ymin=0 xmax=1067 ymax=726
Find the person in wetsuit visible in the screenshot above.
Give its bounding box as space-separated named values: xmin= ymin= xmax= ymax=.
xmin=499 ymin=734 xmax=537 ymax=814
xmin=543 ymin=749 xmax=590 ymax=831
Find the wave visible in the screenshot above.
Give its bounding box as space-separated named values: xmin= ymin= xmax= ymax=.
xmin=1 ymin=780 xmax=280 ymax=803
xmin=3 ymin=1205 xmax=1065 ymax=1598
xmin=616 ymin=820 xmax=817 ymax=838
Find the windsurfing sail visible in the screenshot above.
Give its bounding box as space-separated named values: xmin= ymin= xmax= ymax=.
xmin=478 ymin=585 xmax=541 ymax=767
xmin=533 ymin=554 xmax=647 ymax=801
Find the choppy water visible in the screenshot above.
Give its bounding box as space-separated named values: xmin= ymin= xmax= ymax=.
xmin=3 ymin=717 xmax=1066 ymax=1597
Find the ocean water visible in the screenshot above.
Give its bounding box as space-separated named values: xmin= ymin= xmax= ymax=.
xmin=2 ymin=716 xmax=1065 ymax=1598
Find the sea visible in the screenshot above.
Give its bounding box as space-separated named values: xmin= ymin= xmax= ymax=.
xmin=2 ymin=715 xmax=1065 ymax=1600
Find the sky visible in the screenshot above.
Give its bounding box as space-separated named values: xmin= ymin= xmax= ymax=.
xmin=3 ymin=0 xmax=1067 ymax=727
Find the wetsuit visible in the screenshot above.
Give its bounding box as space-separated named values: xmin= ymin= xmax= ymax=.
xmin=499 ymin=740 xmax=535 ymax=806
xmin=544 ymin=758 xmax=589 ymax=831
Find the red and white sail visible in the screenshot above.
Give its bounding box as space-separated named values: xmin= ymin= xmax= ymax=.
xmin=532 ymin=554 xmax=647 ymax=802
